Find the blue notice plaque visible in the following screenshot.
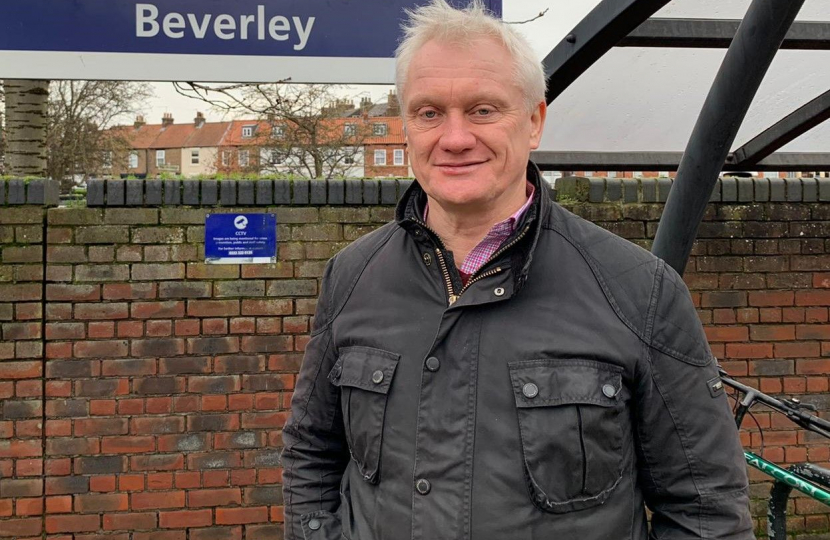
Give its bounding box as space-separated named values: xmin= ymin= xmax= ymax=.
xmin=205 ymin=213 xmax=277 ymax=264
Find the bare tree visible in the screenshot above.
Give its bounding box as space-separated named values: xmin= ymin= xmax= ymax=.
xmin=47 ymin=80 xmax=152 ymax=190
xmin=175 ymin=82 xmax=370 ymax=179
xmin=3 ymin=80 xmax=49 ymax=177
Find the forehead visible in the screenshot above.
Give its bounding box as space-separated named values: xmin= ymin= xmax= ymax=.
xmin=404 ymin=38 xmax=520 ymax=104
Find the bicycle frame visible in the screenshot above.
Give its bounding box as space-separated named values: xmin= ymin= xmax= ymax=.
xmin=743 ymin=450 xmax=830 ymax=503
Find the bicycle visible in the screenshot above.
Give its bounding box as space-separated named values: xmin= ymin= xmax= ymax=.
xmin=719 ymin=368 xmax=830 ymax=539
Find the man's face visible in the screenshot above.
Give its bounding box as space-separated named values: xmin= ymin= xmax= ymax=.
xmin=403 ymin=37 xmax=546 ymax=212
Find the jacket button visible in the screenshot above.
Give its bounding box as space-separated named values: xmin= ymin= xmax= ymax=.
xmin=308 ymin=518 xmax=321 ymax=531
xmin=371 ymin=370 xmax=384 ymax=384
xmin=494 ymin=287 xmax=505 ymax=296
xmin=425 ymin=357 xmax=440 ymax=372
xmin=422 ymin=252 xmax=433 ymax=266
xmin=602 ymin=384 xmax=617 ymax=398
xmin=522 ymin=383 xmax=539 ymax=399
xmin=415 ymin=478 xmax=431 ymax=495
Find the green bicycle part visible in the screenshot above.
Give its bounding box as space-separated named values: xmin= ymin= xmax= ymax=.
xmin=745 ymin=451 xmax=830 ymax=503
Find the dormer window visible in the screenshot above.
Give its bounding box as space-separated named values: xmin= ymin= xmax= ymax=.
xmin=344 ymin=124 xmax=356 ymax=136
xmin=373 ymin=123 xmax=387 ymax=136
xmin=272 ymin=125 xmax=285 ymax=138
xmin=242 ymin=125 xmax=256 ymax=138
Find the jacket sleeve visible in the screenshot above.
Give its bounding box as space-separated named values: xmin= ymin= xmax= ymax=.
xmin=282 ymin=258 xmax=349 ymax=540
xmin=634 ymin=262 xmax=754 ymax=540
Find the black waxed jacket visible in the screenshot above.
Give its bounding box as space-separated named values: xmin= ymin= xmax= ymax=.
xmin=281 ymin=163 xmax=754 ymax=540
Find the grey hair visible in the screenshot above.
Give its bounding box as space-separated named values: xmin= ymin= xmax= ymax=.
xmin=394 ymin=0 xmax=546 ymax=113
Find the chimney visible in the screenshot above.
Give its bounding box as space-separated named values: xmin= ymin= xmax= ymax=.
xmin=360 ymin=96 xmax=373 ymax=114
xmin=387 ymin=91 xmax=400 ymax=116
xmin=134 ymin=115 xmax=146 ymax=129
xmin=161 ymin=113 xmax=174 ymax=127
xmin=194 ymin=112 xmax=205 ymax=128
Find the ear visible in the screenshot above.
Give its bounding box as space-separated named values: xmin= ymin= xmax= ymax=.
xmin=528 ymin=101 xmax=547 ymax=150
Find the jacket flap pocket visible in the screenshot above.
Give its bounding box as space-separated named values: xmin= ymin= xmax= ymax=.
xmin=301 ymin=510 xmax=341 ymax=540
xmin=508 ymin=359 xmax=622 ymax=408
xmin=329 ymin=345 xmax=399 ymax=394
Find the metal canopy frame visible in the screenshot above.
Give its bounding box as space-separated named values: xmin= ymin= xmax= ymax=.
xmin=540 ymin=0 xmax=825 ymax=274
xmin=619 ymin=19 xmax=830 ymax=49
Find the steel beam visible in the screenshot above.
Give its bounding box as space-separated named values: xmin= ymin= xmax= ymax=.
xmin=731 ymin=90 xmax=830 ymax=166
xmin=531 ymin=151 xmax=830 ymax=172
xmin=620 ymin=19 xmax=830 ymax=49
xmin=542 ymin=0 xmax=671 ymax=103
xmin=651 ymin=0 xmax=806 ymax=276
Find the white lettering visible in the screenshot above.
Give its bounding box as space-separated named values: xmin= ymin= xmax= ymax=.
xmin=268 ymin=16 xmax=290 ymax=41
xmin=187 ymin=13 xmax=212 ymax=39
xmin=240 ymin=14 xmax=256 ymax=40
xmin=214 ymin=14 xmax=236 ymax=40
xmin=163 ymin=12 xmax=185 ymax=38
xmin=257 ymin=5 xmax=266 ymax=40
xmin=134 ymin=4 xmax=315 ymax=49
xmin=293 ymin=16 xmax=315 ymax=51
xmin=136 ymin=4 xmax=159 ymax=38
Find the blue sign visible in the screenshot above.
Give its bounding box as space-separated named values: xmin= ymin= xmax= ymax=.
xmin=205 ymin=213 xmax=277 ymax=264
xmin=0 ymin=1 xmax=501 ymax=81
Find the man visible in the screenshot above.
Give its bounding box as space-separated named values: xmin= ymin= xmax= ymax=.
xmin=281 ymin=1 xmax=753 ymax=539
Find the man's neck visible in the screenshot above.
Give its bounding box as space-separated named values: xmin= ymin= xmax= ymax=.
xmin=425 ymin=182 xmax=529 ymax=267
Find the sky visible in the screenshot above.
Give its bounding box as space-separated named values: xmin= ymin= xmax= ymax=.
xmin=135 ymin=0 xmax=830 ymax=153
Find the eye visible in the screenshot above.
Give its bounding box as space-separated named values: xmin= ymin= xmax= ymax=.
xmin=475 ymin=108 xmax=492 ymax=116
xmin=421 ymin=110 xmax=438 ymax=119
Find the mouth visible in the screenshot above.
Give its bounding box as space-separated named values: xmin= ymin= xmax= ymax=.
xmin=435 ymin=161 xmax=486 ymax=175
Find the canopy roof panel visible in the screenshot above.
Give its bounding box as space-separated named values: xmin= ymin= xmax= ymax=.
xmin=655 ymin=0 xmax=830 ymax=21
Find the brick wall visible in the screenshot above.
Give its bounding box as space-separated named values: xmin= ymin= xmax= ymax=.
xmin=1 ymin=176 xmax=829 ymax=539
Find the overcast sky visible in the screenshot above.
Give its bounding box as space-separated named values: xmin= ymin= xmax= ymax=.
xmin=139 ymin=0 xmax=830 ymax=153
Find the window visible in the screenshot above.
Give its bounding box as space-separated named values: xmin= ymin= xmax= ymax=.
xmin=344 ymin=156 xmax=355 ymax=165
xmin=242 ymin=125 xmax=256 ymax=138
xmin=128 ymin=152 xmax=138 ymax=169
xmin=221 ymin=151 xmax=230 ymax=167
xmin=344 ymin=123 xmax=356 ymax=136
xmin=373 ymin=123 xmax=387 ymax=136
xmin=239 ymin=150 xmax=249 ymax=167
xmin=272 ymin=125 xmax=285 ymax=139
xmin=156 ymin=150 xmax=165 ymax=167
xmin=269 ymin=150 xmax=284 ymax=165
xmin=102 ymin=151 xmax=112 ymax=168
xmin=191 ymin=149 xmax=200 ymax=165
xmin=393 ymin=149 xmax=404 ymax=166
xmin=374 ymin=149 xmax=386 ymax=166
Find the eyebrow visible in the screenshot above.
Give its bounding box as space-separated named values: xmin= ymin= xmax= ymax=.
xmin=405 ymin=93 xmax=510 ymax=111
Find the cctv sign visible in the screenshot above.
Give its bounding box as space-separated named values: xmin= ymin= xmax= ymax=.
xmin=205 ymin=213 xmax=277 ymax=265
xmin=0 ymin=0 xmax=501 ymax=83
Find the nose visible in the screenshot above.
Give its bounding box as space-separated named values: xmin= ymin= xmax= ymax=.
xmin=437 ymin=112 xmax=476 ymax=153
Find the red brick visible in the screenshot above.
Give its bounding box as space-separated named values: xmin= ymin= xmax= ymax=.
xmin=159 ymin=509 xmax=213 ymax=529
xmin=782 ymin=307 xmax=806 ymax=323
xmin=118 ymin=399 xmax=144 ymax=415
xmin=796 ymin=359 xmax=830 ymax=374
xmin=73 ymin=340 xmax=128 ymax=358
xmin=174 ymin=319 xmax=200 ymax=336
xmin=16 ymin=497 xmax=44 ymax=516
xmin=203 ymin=470 xmax=230 ymax=487
xmin=215 ymin=507 xmax=267 ymax=525
xmin=724 ymin=343 xmax=773 ymax=359
xmin=0 ymin=361 xmax=42 ymax=380
xmin=130 ymin=454 xmax=184 ymax=472
xmin=46 ymin=514 xmax=100 ymax=533
xmin=748 ymin=291 xmax=794 ymax=307
xmin=0 ymin=499 xmax=12 ymax=517
xmin=807 ymin=376 xmax=829 ymax=393
xmin=796 ymin=290 xmax=830 ymax=306
xmin=783 ymin=377 xmax=807 ymax=393
xmin=89 ymin=476 xmax=116 ymax=493
xmin=146 ymin=319 xmax=173 ymax=337
xmin=2 ymin=322 xmax=41 ymax=340
xmin=229 ymin=317 xmax=256 ymax=334
xmin=191 ymin=527 xmax=242 ymax=540
xmin=0 ymin=439 xmax=42 ymax=458
xmin=704 ymin=326 xmax=748 ymax=342
xmin=15 ymin=458 xmax=43 ymax=477
xmin=241 ymin=412 xmax=288 ymax=429
xmin=115 ymin=320 xmax=143 ymax=338
xmin=102 ymin=283 xmax=157 ymax=300
xmin=88 ymin=321 xmax=115 ymax=338
xmin=132 ymin=301 xmax=186 ymax=319
xmin=45 ymin=284 xmax=100 ymax=302
xmin=45 ymin=322 xmax=85 ymax=340
xmin=119 ymin=474 xmax=145 ymax=491
xmin=776 ymin=342 xmax=821 ymax=358
xmin=134 ymin=531 xmax=186 ymax=540
xmin=202 ymin=318 xmax=228 ymax=335
xmin=103 ymin=512 xmax=158 ymax=531
xmin=148 ymin=472 xmax=174 ymax=490
xmin=201 ymin=395 xmax=227 ymax=411
xmin=230 ymin=469 xmax=256 ymax=486
xmin=749 ymin=325 xmax=795 ymax=341
xmin=187 ymin=488 xmax=241 ymax=507
xmin=241 ymin=299 xmax=292 ymax=316
xmin=44 ymin=458 xmax=72 ymax=476
xmin=174 ymin=471 xmax=201 ymax=489
xmin=75 ymin=418 xmax=128 ymax=436
xmin=0 ymin=518 xmax=42 ymax=537
xmin=46 ymin=342 xmax=73 ymax=359
xmin=46 ymin=496 xmax=73 ymax=514
xmin=75 ymin=303 xmax=129 ymax=320
xmin=101 ymin=436 xmax=155 ymax=454
xmin=806 ymin=307 xmax=829 ymax=323
xmin=188 ymin=300 xmax=240 ymax=317
xmin=15 ymin=379 xmax=43 ymax=397
xmin=75 ymin=493 xmax=128 ymax=513
xmin=796 ymin=325 xmax=830 ymax=340
xmin=131 ymin=490 xmax=185 ymax=510
xmin=813 ymin=273 xmax=830 ymax=288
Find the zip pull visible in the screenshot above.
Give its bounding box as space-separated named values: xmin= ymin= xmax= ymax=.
xmin=448 ymin=295 xmax=459 ymax=306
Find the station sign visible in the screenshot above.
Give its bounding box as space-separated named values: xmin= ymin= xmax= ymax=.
xmin=205 ymin=213 xmax=277 ymax=264
xmin=0 ymin=0 xmax=501 ymax=83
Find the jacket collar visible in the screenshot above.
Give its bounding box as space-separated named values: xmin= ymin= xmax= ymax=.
xmin=395 ymin=161 xmax=550 ymax=291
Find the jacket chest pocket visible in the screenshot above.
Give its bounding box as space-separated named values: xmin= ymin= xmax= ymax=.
xmin=508 ymin=359 xmax=625 ymax=514
xmin=328 ymin=346 xmax=399 ymax=485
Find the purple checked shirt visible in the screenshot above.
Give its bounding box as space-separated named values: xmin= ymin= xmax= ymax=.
xmin=424 ymin=182 xmax=535 ymax=283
